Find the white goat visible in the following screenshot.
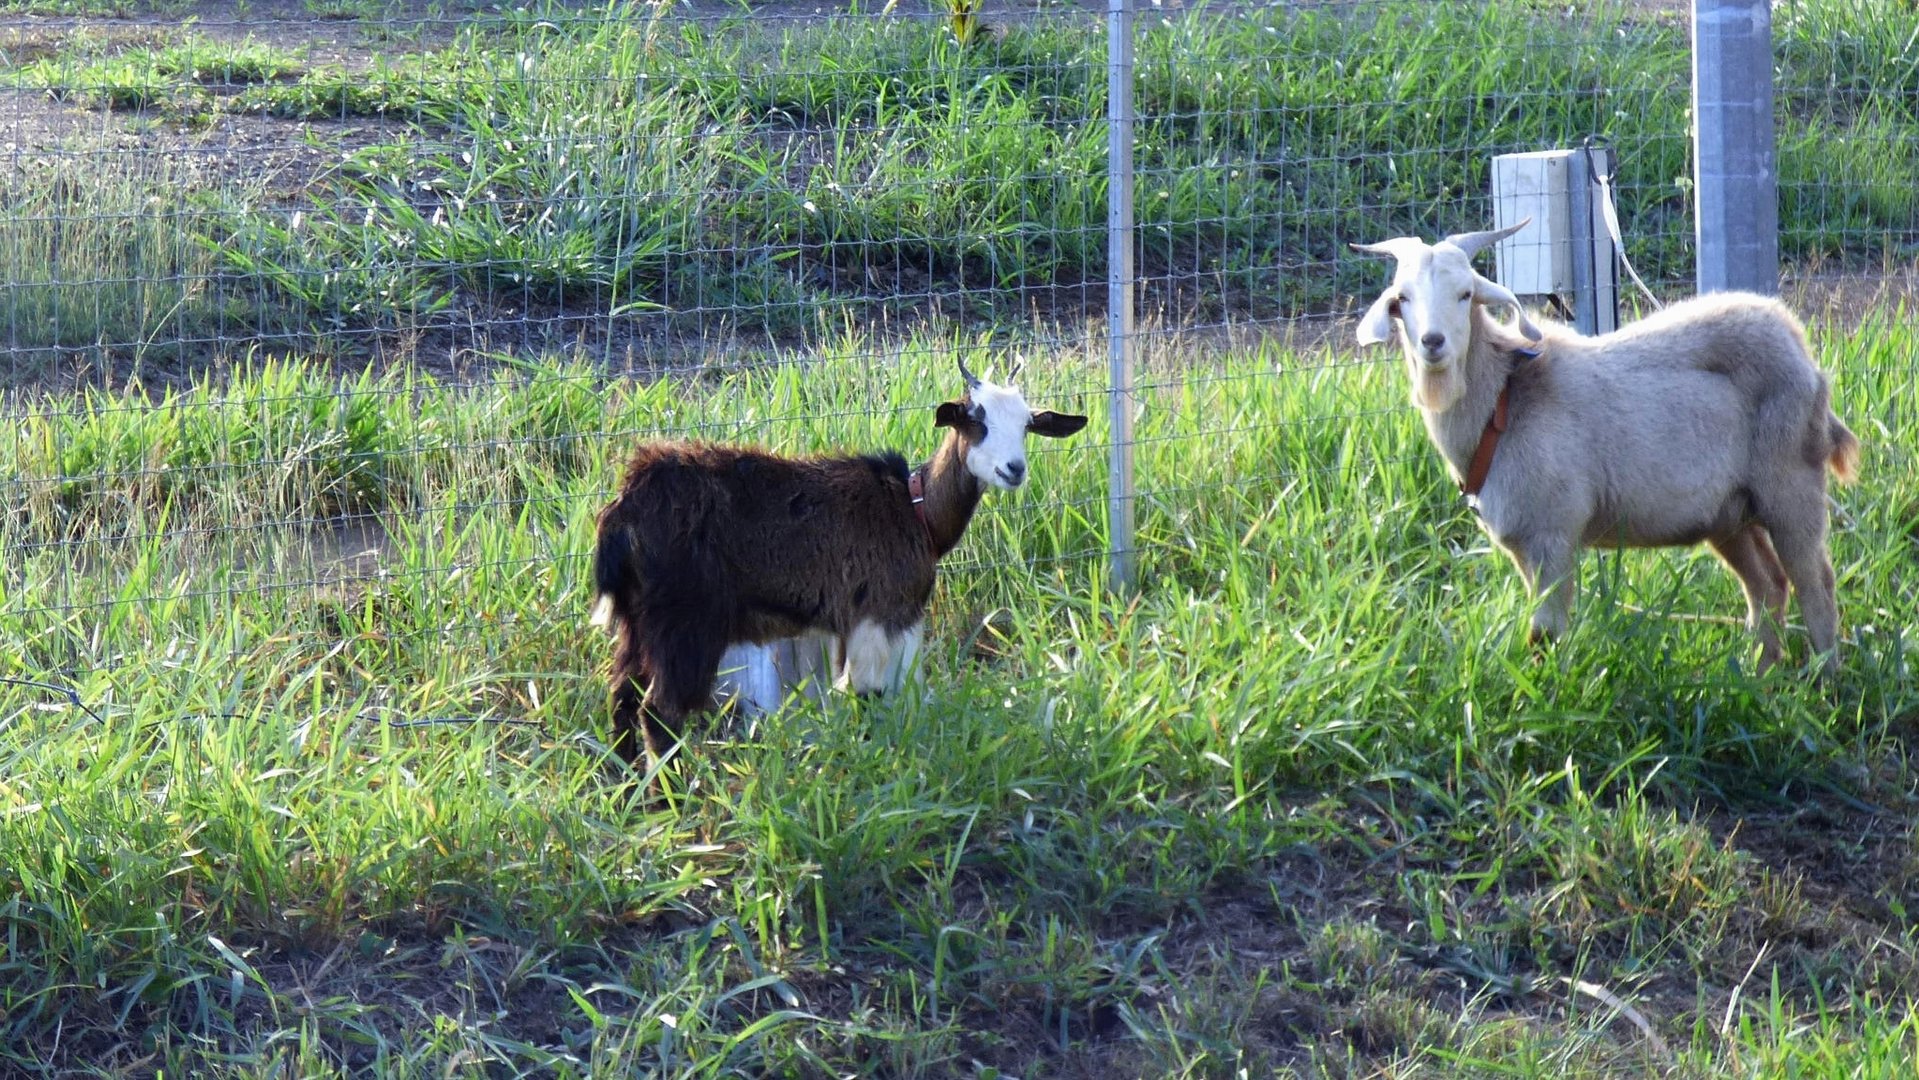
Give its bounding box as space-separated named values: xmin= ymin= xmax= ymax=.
xmin=1352 ymin=219 xmax=1860 ymax=672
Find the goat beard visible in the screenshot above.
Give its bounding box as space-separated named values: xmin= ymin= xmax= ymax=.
xmin=1408 ymin=360 xmax=1466 ymax=413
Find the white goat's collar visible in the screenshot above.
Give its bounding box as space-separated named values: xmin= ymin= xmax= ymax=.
xmin=1461 ymin=382 xmax=1510 ymax=503
xmin=1460 ymin=347 xmax=1540 ymax=506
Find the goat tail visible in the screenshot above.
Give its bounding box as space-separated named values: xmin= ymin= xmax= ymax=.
xmin=1827 ymin=413 xmax=1860 ymax=485
xmin=590 ymin=519 xmax=638 ymax=630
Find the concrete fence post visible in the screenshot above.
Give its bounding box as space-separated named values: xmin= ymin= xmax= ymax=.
xmin=1692 ymin=0 xmax=1778 ymax=295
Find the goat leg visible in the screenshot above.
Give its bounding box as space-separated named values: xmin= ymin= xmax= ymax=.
xmin=1765 ymin=516 xmax=1842 ymax=675
xmin=1710 ymin=524 xmax=1790 ymax=673
xmin=607 ymin=635 xmax=651 ymax=770
xmin=637 ymin=623 xmax=729 ymax=775
xmin=639 ymin=687 xmax=688 ymax=775
xmin=1501 ymin=535 xmax=1576 ymax=647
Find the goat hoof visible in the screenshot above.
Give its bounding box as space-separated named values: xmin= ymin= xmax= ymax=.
xmin=617 ymin=766 xmax=685 ymax=813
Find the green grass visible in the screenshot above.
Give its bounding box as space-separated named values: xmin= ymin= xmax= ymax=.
xmin=20 ymin=33 xmax=303 ymax=112
xmin=0 ymin=0 xmax=192 ymax=14
xmin=305 ymin=0 xmax=400 ymax=18
xmin=225 ymin=60 xmax=459 ymax=121
xmin=0 ymin=309 xmax=1914 ymax=1074
xmin=2 ymin=0 xmax=1916 ymax=347
xmin=209 ymin=0 xmax=1919 ymax=325
xmin=0 ymin=0 xmax=1913 ymax=1072
xmin=0 ymin=153 xmax=254 ymax=382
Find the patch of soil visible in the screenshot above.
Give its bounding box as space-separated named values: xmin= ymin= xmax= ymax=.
xmin=1707 ymin=800 xmax=1919 ymax=929
xmin=1787 ymin=264 xmax=1919 ymax=326
xmin=0 ymin=86 xmax=396 ymax=196
xmin=952 ymin=790 xmax=1917 ymax=1078
xmin=2 ymin=1 xmax=469 ymax=61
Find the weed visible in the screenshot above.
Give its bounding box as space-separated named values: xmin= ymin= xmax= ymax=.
xmin=0 ymin=1 xmax=1913 ymax=1073
xmin=0 ymin=312 xmax=1912 ymax=1073
xmin=5 ymin=1 xmax=1914 ymax=344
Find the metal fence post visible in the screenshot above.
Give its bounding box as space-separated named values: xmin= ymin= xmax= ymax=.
xmin=1106 ymin=0 xmax=1137 ymax=594
xmin=1692 ymin=0 xmax=1778 ymax=294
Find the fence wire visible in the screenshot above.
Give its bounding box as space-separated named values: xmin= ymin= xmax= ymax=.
xmin=0 ymin=0 xmax=1912 ymax=699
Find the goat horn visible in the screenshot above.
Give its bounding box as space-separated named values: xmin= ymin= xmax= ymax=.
xmin=956 ymin=356 xmax=982 ymax=389
xmin=1006 ymin=354 xmax=1025 ymax=384
xmin=1348 ymin=237 xmax=1432 ymax=264
xmin=1442 ymin=217 xmax=1532 ymax=259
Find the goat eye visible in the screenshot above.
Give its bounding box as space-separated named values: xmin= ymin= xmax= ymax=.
xmin=1387 ymin=299 xmax=1402 ymax=317
xmin=1459 ymin=291 xmax=1472 ymax=302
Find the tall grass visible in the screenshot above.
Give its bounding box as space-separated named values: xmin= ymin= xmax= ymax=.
xmin=0 ymin=311 xmax=1913 ymax=1073
xmin=214 ymin=0 xmax=1910 ymax=328
xmin=0 ymin=1 xmax=1913 ymax=1071
xmin=0 ymin=154 xmax=246 ymax=382
xmin=8 ymin=0 xmax=1912 ymax=347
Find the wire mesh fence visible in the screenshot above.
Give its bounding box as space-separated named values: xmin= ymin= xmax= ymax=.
xmin=0 ymin=0 xmax=1913 ymax=698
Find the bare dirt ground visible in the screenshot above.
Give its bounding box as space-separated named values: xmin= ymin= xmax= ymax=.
xmin=0 ymin=87 xmax=392 ymax=198
xmin=0 ymin=1 xmax=462 ymax=193
xmin=0 ymin=0 xmax=462 ymax=68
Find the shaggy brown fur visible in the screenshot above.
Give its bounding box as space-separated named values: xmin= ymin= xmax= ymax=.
xmin=591 ymin=384 xmax=1085 ymax=775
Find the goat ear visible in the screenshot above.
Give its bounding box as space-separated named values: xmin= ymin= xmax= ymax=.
xmin=1471 ymin=273 xmax=1543 ymax=341
xmin=935 ymin=401 xmax=968 ymax=428
xmin=1028 ymin=411 xmax=1088 ymax=439
xmin=1355 ymin=287 xmax=1400 ymax=346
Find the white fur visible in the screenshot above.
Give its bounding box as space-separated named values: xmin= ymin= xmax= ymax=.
xmin=1354 ymin=226 xmax=1858 ymax=673
xmin=715 ymin=636 xmax=838 ymax=716
xmin=1355 ymin=237 xmax=1541 ymax=380
xmin=835 ymin=620 xmax=893 ymax=694
xmin=884 ymin=620 xmax=924 ymax=694
xmin=719 ymin=643 xmax=784 ymax=715
xmin=964 ymin=380 xmax=1039 ymax=490
xmin=715 ymin=619 xmax=921 ymax=719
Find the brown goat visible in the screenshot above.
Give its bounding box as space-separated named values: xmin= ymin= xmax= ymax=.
xmin=590 ymin=361 xmax=1087 ymax=774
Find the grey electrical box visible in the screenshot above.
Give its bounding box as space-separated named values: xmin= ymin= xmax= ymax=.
xmin=1491 ymin=148 xmax=1620 ymax=335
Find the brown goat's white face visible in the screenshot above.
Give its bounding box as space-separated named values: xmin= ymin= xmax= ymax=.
xmin=936 ymin=375 xmax=1089 ymax=490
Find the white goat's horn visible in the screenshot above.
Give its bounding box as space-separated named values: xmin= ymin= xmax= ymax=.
xmin=1006 ymin=354 xmax=1025 ymax=384
xmin=1349 ymin=237 xmax=1430 ymax=263
xmin=1443 ymin=218 xmax=1532 ymax=258
xmin=955 ymin=356 xmax=981 ymax=389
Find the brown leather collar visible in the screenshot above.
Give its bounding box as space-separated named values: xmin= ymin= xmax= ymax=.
xmin=1460 ymin=382 xmax=1511 ymax=500
xmin=907 ymin=464 xmax=933 ymax=543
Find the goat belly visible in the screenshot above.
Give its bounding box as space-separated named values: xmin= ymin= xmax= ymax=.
xmin=1580 ymin=495 xmax=1755 ymax=549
